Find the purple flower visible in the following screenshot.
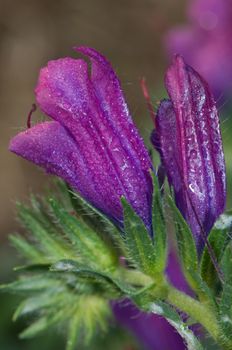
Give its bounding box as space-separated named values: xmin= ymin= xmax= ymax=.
xmin=9 ymin=47 xmax=153 ymax=229
xmin=113 ymin=301 xmax=185 ymax=350
xmin=165 ymin=0 xmax=232 ymax=94
xmin=152 ymin=55 xmax=226 ymax=250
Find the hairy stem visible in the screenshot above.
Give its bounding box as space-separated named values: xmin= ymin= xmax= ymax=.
xmin=167 ymin=285 xmax=219 ymax=339
xmin=166 ymin=284 xmax=232 ymax=349
xmin=121 ymin=269 xmax=232 ymax=349
xmin=119 ymin=268 xmax=154 ymax=286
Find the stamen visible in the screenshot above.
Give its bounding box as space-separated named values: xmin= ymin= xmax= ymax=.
xmin=140 ymin=77 xmax=156 ymax=123
xmin=27 ymin=103 xmax=37 ymax=128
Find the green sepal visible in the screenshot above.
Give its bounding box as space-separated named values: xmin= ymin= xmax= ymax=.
xmin=13 ymin=289 xmax=66 ymax=321
xmin=151 ymin=172 xmax=167 ymax=273
xmin=201 ymin=211 xmax=232 ymax=291
xmin=121 ymin=197 xmax=157 ymax=277
xmin=68 ymin=188 xmax=125 ymax=254
xmin=49 ymin=198 xmax=117 ymax=271
xmin=167 ymin=195 xmax=199 ymax=289
xmin=19 ymin=315 xmax=60 ymax=339
xmin=17 ymin=203 xmax=72 ymax=261
xmin=66 ymin=309 xmax=82 ymax=350
xmin=151 ymin=301 xmax=205 ymax=350
xmin=187 ymin=270 xmax=217 ymax=310
xmin=0 ymin=274 xmax=62 ymax=293
xmin=9 ymin=234 xmax=45 ymax=264
xmin=219 ymin=243 xmax=232 ymax=341
xmin=51 ymin=259 xmax=137 ymax=298
xmin=167 ymin=196 xmax=216 ymax=306
xmin=65 ymin=296 xmax=111 ymax=350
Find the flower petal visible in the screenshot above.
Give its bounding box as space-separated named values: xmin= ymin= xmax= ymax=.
xmin=9 ymin=122 xmax=106 ymax=212
xmin=74 ymin=46 xmax=152 ymax=171
xmin=153 ymin=55 xmax=226 ymax=249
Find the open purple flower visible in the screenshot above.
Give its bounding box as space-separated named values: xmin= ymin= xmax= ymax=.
xmin=9 ymin=47 xmax=153 ymax=230
xmin=165 ymin=0 xmax=232 ymax=95
xmin=152 ymin=55 xmax=226 ymax=250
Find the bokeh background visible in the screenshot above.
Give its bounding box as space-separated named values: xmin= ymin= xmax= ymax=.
xmin=0 ymin=0 xmax=231 ymax=349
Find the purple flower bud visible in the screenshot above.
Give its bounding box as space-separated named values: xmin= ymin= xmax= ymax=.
xmin=9 ymin=47 xmax=153 ymax=230
xmin=152 ymin=55 xmax=226 ymax=250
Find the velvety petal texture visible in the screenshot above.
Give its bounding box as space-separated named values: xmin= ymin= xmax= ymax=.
xmin=9 ymin=47 xmax=153 ymax=229
xmin=152 ymin=55 xmax=226 ymax=249
xmin=113 ymin=301 xmax=185 ymax=350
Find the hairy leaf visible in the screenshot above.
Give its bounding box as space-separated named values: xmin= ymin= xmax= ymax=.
xmin=122 ymin=197 xmax=157 ymax=277
xmin=151 ymin=172 xmax=167 ymax=272
xmin=219 ymin=243 xmax=232 ymax=341
xmin=201 ymin=211 xmax=232 ymax=291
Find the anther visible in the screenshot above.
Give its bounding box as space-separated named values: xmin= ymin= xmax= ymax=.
xmin=27 ymin=103 xmax=37 ymax=128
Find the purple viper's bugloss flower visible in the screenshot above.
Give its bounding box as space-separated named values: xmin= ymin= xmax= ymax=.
xmin=152 ymin=55 xmax=226 ymax=250
xmin=9 ymin=47 xmax=153 ymax=230
xmin=165 ymin=0 xmax=232 ymax=95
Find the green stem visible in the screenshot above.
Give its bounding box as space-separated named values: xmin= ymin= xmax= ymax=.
xmin=166 ymin=284 xmax=232 ymax=350
xmin=120 ymin=269 xmax=232 ymax=348
xmin=167 ymin=285 xmax=219 ymax=340
xmin=118 ymin=268 xmax=154 ymax=286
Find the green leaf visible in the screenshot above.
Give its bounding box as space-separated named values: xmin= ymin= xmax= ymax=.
xmin=167 ymin=195 xmax=199 ymax=289
xmin=66 ymin=310 xmax=83 ymax=350
xmin=151 ymin=172 xmax=167 ymax=272
xmin=49 ymin=199 xmax=116 ymax=270
xmin=17 ymin=204 xmax=71 ymax=261
xmin=13 ymin=289 xmax=66 ymax=321
xmin=1 ymin=274 xmax=61 ymax=293
xmin=151 ymin=302 xmax=204 ymax=350
xmin=4 ymin=265 xmax=113 ymax=347
xmin=19 ymin=307 xmax=69 ymax=339
xmin=51 ymin=259 xmax=136 ymax=297
xmin=187 ymin=270 xmax=217 ymax=310
xmin=68 ymin=189 xmax=124 ymax=251
xmin=66 ymin=296 xmax=111 ymax=349
xmin=5 ymin=182 xmax=142 ymax=349
xmin=219 ymin=243 xmax=232 ymax=341
xmin=167 ymin=196 xmax=215 ymax=306
xmin=9 ymin=234 xmax=44 ymax=263
xmin=201 ymin=211 xmax=232 ymax=291
xmin=121 ymin=197 xmax=157 ymax=277
xmin=19 ymin=317 xmax=52 ymax=339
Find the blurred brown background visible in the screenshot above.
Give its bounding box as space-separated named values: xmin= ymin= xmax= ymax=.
xmin=1 ymin=0 xmax=186 ymax=240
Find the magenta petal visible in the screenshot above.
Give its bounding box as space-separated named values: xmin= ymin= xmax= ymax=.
xmin=113 ymin=300 xmax=185 ymax=350
xmin=152 ymin=55 xmax=226 ymax=249
xmin=9 ymin=122 xmax=104 ymax=210
xmin=74 ymin=46 xmax=152 ymax=171
xmin=11 ymin=48 xmax=153 ymax=228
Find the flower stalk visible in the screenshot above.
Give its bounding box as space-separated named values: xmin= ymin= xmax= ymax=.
xmin=122 ymin=266 xmax=232 ymax=349
xmin=166 ymin=284 xmax=220 ymax=343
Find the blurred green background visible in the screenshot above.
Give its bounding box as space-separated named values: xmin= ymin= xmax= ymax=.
xmin=0 ymin=0 xmax=231 ymax=349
